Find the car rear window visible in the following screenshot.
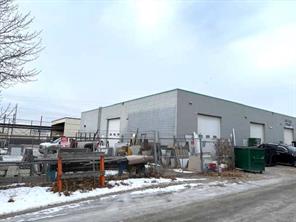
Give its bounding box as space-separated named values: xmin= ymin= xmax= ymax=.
xmin=287 ymin=146 xmax=296 ymax=152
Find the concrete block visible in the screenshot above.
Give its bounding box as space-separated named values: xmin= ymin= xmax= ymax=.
xmin=0 ymin=170 xmax=6 ymax=176
xmin=188 ymin=155 xmax=201 ymax=172
xmin=19 ymin=169 xmax=31 ymax=177
xmin=6 ymin=166 xmax=18 ymax=177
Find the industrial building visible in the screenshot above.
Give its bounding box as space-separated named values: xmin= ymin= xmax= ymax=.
xmin=51 ymin=117 xmax=81 ymax=138
xmin=80 ymin=89 xmax=296 ymax=146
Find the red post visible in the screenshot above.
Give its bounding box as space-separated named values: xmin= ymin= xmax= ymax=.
xmin=99 ymin=154 xmax=105 ymax=188
xmin=57 ymin=155 xmax=63 ymax=193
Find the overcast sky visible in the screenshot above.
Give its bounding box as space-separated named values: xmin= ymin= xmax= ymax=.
xmin=2 ymin=0 xmax=296 ymax=122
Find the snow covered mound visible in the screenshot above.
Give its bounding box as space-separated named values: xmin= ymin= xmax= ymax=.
xmin=0 ymin=178 xmax=173 ymax=216
xmin=0 ymin=177 xmax=282 ymax=216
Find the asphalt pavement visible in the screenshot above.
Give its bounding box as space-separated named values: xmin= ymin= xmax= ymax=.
xmin=131 ymin=179 xmax=296 ymax=222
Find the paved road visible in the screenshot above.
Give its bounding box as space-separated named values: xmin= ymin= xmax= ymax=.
xmin=133 ymin=180 xmax=296 ymax=222
xmin=5 ymin=178 xmax=296 ymax=222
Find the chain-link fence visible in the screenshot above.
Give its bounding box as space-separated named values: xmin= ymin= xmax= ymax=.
xmin=74 ymin=130 xmax=235 ymax=172
xmin=0 ymin=127 xmax=235 ymax=173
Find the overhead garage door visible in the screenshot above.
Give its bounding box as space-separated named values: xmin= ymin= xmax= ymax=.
xmin=250 ymin=123 xmax=265 ymax=143
xmin=107 ymin=118 xmax=120 ymax=147
xmin=197 ymin=114 xmax=221 ymax=140
xmin=197 ymin=114 xmax=221 ymax=155
xmin=284 ymin=128 xmax=294 ymax=145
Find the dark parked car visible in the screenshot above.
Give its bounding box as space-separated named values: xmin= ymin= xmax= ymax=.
xmin=275 ymin=144 xmax=296 ymax=166
xmin=258 ymin=144 xmax=277 ymax=166
xmin=259 ymin=143 xmax=296 ymax=167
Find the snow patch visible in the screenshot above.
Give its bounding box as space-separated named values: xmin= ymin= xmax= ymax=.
xmin=131 ymin=183 xmax=199 ymax=195
xmin=175 ymin=178 xmax=207 ymax=182
xmin=105 ymin=170 xmax=119 ymax=176
xmin=173 ymin=169 xmax=194 ymax=174
xmin=0 ymin=178 xmax=172 ymax=215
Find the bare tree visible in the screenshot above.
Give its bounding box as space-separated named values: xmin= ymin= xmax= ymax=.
xmin=0 ymin=0 xmax=42 ymax=89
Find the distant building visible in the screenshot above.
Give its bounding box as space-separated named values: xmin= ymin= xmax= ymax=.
xmin=51 ymin=117 xmax=80 ymax=138
xmin=80 ymin=89 xmax=296 ymax=146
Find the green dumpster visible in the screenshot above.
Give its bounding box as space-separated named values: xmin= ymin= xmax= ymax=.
xmin=235 ymin=147 xmax=265 ymax=173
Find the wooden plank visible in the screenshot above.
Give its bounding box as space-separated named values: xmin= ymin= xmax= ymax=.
xmin=61 ymin=171 xmax=102 ymax=179
xmin=0 ymin=156 xmax=128 ymax=166
xmin=59 ymin=152 xmax=103 ymax=159
xmin=59 ymin=148 xmax=88 ymax=153
xmin=0 ymin=175 xmax=48 ymax=184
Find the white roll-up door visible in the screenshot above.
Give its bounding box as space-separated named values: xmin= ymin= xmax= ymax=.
xmin=197 ymin=115 xmax=221 ymax=139
xmin=250 ymin=123 xmax=265 ymax=143
xmin=107 ymin=118 xmax=120 ymax=147
xmin=197 ymin=115 xmax=221 ymax=155
xmin=284 ymin=128 xmax=294 ymax=145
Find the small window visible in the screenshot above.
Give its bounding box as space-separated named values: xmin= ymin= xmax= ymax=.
xmin=109 ymin=133 xmax=112 ymax=136
xmin=117 ymin=133 xmax=120 ymax=136
xmin=113 ymin=133 xmax=116 ymax=136
xmin=213 ymin=135 xmax=217 ymax=139
xmin=206 ymin=135 xmax=210 ymax=139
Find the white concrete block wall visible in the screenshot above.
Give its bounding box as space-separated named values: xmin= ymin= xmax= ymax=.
xmin=64 ymin=118 xmax=81 ymax=137
xmin=80 ymin=109 xmax=100 ymax=133
xmin=99 ymin=90 xmax=178 ymax=138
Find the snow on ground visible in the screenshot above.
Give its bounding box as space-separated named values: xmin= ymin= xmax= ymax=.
xmin=0 ymin=183 xmax=25 ymax=188
xmin=129 ymin=181 xmax=234 ymax=196
xmin=131 ymin=177 xmax=285 ymax=200
xmin=175 ymin=178 xmax=207 ymax=182
xmin=173 ymin=169 xmax=194 ymax=174
xmin=131 ymin=183 xmax=200 ymax=195
xmin=0 ymin=178 xmax=174 ymax=216
xmin=105 ymin=170 xmax=119 ymax=176
xmin=0 ymin=175 xmax=286 ymax=217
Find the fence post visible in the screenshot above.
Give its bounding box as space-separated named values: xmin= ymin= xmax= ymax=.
xmin=57 ymin=155 xmax=63 ymax=193
xmin=99 ymin=154 xmax=105 ymax=187
xmin=198 ymin=134 xmax=204 ymax=173
xmin=153 ymin=131 xmax=158 ymax=164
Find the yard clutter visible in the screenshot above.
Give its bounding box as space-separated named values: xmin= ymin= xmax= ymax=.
xmin=0 ymin=145 xmax=154 ymax=189
xmin=155 ymin=138 xmax=235 ymax=174
xmin=0 ymin=147 xmax=32 ymax=179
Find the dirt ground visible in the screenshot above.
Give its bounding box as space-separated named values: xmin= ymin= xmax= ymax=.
xmin=163 ymin=164 xmax=296 ymax=183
